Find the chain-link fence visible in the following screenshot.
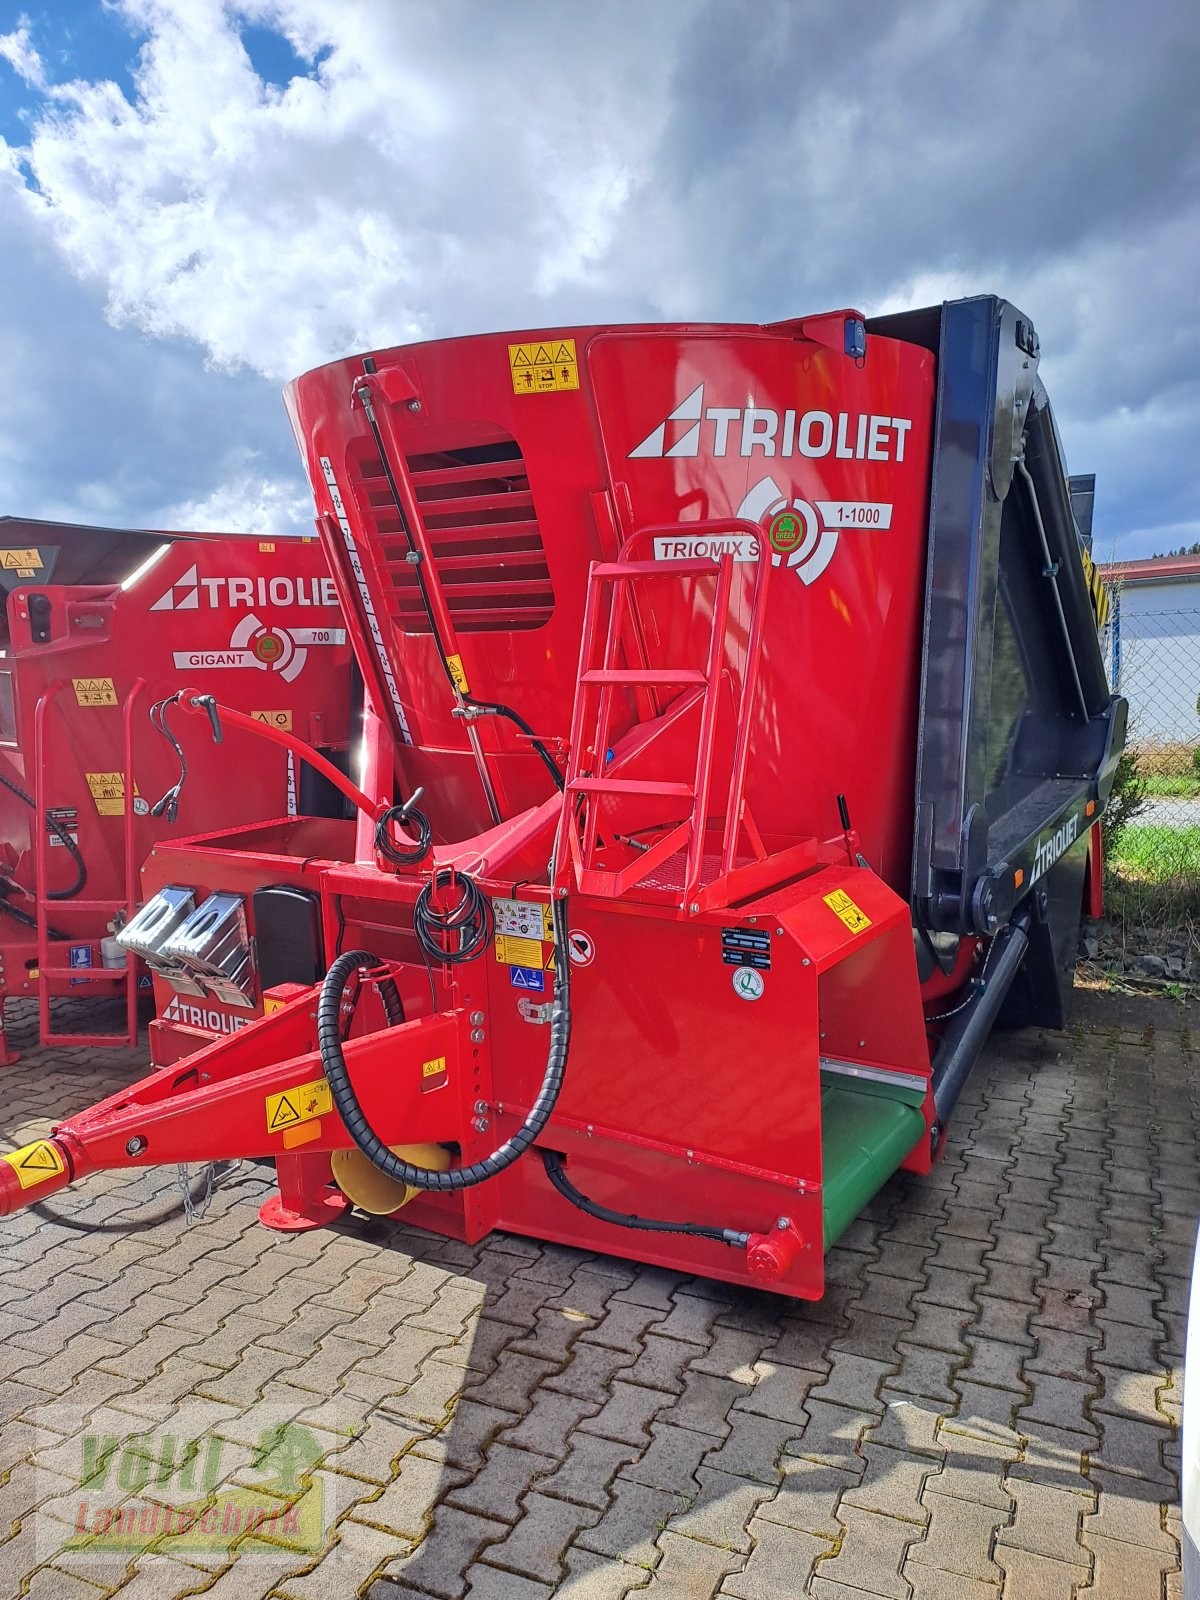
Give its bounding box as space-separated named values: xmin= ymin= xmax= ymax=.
xmin=1104 ymin=600 xmax=1200 ymax=882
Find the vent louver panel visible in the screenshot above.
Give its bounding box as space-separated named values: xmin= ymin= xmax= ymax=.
xmin=352 ymin=437 xmax=554 ymax=634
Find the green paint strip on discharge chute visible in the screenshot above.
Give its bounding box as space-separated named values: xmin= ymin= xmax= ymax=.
xmin=819 ymin=1083 xmax=926 ymax=1250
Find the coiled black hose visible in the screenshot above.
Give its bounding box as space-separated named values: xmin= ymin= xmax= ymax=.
xmin=413 ymin=868 xmax=494 ymax=966
xmin=317 ymin=893 xmax=571 ymax=1193
xmin=0 ymin=767 xmax=86 ymax=898
xmin=374 ymin=803 xmax=433 ymax=868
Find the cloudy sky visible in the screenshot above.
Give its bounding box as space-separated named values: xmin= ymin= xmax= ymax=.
xmin=0 ymin=0 xmax=1196 ymax=556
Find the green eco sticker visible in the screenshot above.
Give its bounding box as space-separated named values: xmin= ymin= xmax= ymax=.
xmin=254 ymin=632 xmax=284 ymax=663
xmin=768 ymin=510 xmax=802 ymax=554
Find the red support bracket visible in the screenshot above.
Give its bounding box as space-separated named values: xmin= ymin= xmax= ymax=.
xmin=0 ymin=986 xmax=473 ymax=1220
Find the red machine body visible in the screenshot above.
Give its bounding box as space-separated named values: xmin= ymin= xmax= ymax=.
xmin=286 ymin=314 xmax=932 ymax=885
xmin=0 ymin=523 xmax=353 ymax=1057
xmin=0 ymin=303 xmax=1123 ymax=1302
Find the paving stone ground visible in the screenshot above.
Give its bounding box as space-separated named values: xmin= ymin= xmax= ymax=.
xmin=0 ymin=986 xmax=1193 ymax=1598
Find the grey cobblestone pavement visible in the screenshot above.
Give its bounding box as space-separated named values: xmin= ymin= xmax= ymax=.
xmin=0 ymin=986 xmax=1193 ymax=1598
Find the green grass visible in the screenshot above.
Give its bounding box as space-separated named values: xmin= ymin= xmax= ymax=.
xmin=1106 ymin=822 xmax=1200 ymax=941
xmin=1141 ymin=774 xmax=1200 ymax=798
xmin=1112 ymin=824 xmax=1200 ymax=879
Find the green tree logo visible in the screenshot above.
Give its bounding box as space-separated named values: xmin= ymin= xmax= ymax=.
xmin=251 ymin=1423 xmax=321 ymax=1495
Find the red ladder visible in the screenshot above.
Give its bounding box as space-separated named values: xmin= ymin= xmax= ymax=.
xmin=555 ymin=519 xmax=771 ymax=911
xmin=33 ymin=678 xmax=145 ymax=1048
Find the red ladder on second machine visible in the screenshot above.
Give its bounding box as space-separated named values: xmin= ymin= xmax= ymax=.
xmin=32 ymin=679 xmax=145 ymax=1049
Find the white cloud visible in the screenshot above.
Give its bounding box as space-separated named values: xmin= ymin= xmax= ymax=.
xmin=1 ymin=0 xmax=1197 ymax=554
xmin=0 ymin=17 xmax=47 ymax=90
xmin=155 ymin=458 xmax=313 ymax=537
xmin=8 ymin=0 xmax=679 ymax=382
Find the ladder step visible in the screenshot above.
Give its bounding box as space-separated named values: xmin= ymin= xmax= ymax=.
xmin=38 ymin=966 xmax=128 ymax=983
xmin=592 ymin=560 xmax=718 ymax=579
xmin=569 ymin=778 xmax=695 ymax=798
xmin=42 ymin=1031 xmax=136 ymax=1047
xmin=579 ymin=669 xmax=706 ymax=687
xmin=36 ymin=899 xmax=127 ymax=914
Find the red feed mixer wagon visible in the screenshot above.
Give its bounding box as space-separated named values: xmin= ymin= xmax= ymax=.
xmin=0 ymin=521 xmax=354 ymax=1062
xmin=0 ymin=298 xmax=1124 ymax=1299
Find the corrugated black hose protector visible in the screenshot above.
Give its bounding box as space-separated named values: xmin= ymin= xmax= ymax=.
xmin=316 ymin=892 xmax=572 ymax=1191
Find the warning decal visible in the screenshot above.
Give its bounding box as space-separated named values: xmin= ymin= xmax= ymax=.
xmin=421 ymin=1055 xmax=447 ymax=1092
xmin=3 ymin=1139 xmax=65 ymax=1190
xmin=446 ymin=654 xmax=470 ymax=695
xmin=494 ymin=934 xmax=544 ymax=969
xmin=0 ymin=548 xmax=43 ymax=575
xmin=252 ymin=709 xmax=293 ymax=731
xmin=265 ymin=1077 xmax=332 ymax=1133
xmin=72 ymin=677 xmax=117 ymax=708
xmin=509 ymin=339 xmax=579 ymax=395
xmin=823 ymin=889 xmax=872 ymax=935
xmin=494 ymin=898 xmax=554 ymax=941
xmin=510 ymin=965 xmax=545 ymax=992
xmin=85 ymin=772 xmax=140 ymax=817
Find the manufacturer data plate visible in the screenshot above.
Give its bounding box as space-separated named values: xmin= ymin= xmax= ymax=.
xmin=721 ymin=926 xmax=772 ymax=970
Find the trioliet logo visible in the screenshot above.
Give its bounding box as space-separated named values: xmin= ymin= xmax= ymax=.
xmin=150 ymin=565 xmax=338 ymax=612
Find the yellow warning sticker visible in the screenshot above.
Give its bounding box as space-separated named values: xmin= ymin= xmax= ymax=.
xmin=422 ymin=1057 xmax=447 ymax=1079
xmin=0 ymin=548 xmax=42 ymax=573
xmin=494 ymin=934 xmax=544 ymax=969
xmin=72 ymin=677 xmax=117 ymax=708
xmin=823 ymin=889 xmax=872 ymax=935
xmin=3 ymin=1139 xmax=65 ymax=1189
xmin=446 ymin=653 xmax=470 ymax=695
xmin=509 ymin=339 xmax=579 ymax=396
xmin=265 ymin=1078 xmax=332 ymax=1133
xmin=259 ymin=541 xmax=276 ymax=552
xmin=251 ymin=709 xmax=293 ymax=731
xmin=85 ymin=772 xmax=140 ymax=817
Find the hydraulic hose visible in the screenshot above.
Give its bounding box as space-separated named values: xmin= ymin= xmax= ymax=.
xmin=0 ymin=894 xmax=68 ymax=940
xmin=0 ymin=767 xmax=87 ymax=898
xmin=353 ymin=373 xmax=565 ymax=796
xmin=540 ymin=1148 xmax=750 ymax=1249
xmin=318 ymin=893 xmax=571 ymax=1192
